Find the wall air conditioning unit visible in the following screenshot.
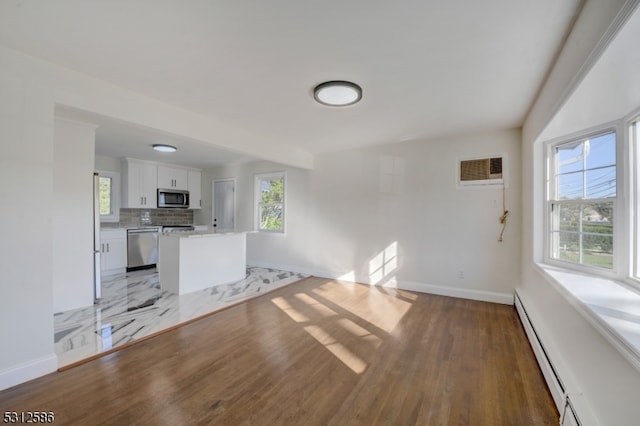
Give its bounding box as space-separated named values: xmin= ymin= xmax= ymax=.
xmin=458 ymin=154 xmax=506 ymax=187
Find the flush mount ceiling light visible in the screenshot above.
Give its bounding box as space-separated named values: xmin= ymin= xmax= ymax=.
xmin=313 ymin=80 xmax=362 ymax=106
xmin=152 ymin=144 xmax=177 ymax=153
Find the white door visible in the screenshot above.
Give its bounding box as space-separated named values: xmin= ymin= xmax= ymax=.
xmin=213 ymin=179 xmax=235 ymax=232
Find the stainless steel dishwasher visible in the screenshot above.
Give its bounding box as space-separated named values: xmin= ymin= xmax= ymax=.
xmin=127 ymin=227 xmax=160 ymax=271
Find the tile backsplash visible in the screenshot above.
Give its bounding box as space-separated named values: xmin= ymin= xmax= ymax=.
xmin=103 ymin=208 xmax=194 ymax=228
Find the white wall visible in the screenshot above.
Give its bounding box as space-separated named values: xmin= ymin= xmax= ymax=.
xmin=0 ymin=48 xmax=58 ymax=390
xmin=207 ymin=129 xmax=521 ymax=303
xmin=95 ymin=155 xmax=122 ymax=174
xmin=52 ymin=118 xmax=96 ymax=313
xmin=522 ymin=0 xmax=628 ymax=144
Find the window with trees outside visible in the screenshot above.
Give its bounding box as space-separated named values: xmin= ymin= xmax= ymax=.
xmin=255 ymin=172 xmax=285 ymax=233
xmin=548 ymin=131 xmax=616 ymax=270
xmin=98 ymin=171 xmax=120 ymax=222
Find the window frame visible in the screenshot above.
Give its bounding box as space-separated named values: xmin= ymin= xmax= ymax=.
xmin=97 ymin=170 xmax=120 ymax=223
xmin=544 ymin=118 xmax=636 ymax=284
xmin=254 ymin=171 xmax=286 ymax=234
xmin=536 ymin=111 xmax=640 ymax=379
xmin=544 ymin=123 xmax=621 ymax=277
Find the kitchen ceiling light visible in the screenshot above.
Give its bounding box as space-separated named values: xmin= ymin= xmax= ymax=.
xmin=313 ymin=81 xmax=362 ymax=106
xmin=152 ymin=144 xmax=177 ymax=153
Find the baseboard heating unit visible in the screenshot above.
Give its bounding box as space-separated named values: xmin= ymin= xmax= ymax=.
xmin=514 ymin=290 xmax=583 ymax=425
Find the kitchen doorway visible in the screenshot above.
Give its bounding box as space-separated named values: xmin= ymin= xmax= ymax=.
xmin=212 ymin=178 xmax=236 ymax=232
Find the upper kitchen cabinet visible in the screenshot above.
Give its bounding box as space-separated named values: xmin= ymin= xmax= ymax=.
xmin=157 ymin=165 xmax=188 ymax=190
xmin=122 ymin=159 xmax=157 ymax=208
xmin=188 ymin=169 xmax=202 ymax=209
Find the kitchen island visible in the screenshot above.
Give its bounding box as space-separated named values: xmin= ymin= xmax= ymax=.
xmin=158 ymin=231 xmax=247 ymax=295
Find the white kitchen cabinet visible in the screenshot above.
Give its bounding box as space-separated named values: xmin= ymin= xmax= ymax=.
xmin=188 ymin=169 xmax=202 ymax=209
xmin=122 ymin=159 xmax=157 ymax=208
xmin=157 ymin=165 xmax=188 ymax=190
xmin=100 ymin=229 xmax=127 ymax=274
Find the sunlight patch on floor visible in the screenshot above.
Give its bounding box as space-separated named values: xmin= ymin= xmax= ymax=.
xmin=337 ymin=318 xmax=382 ymax=349
xmin=337 ymin=270 xmax=356 ymax=281
xmin=270 ymin=277 xmax=418 ymax=375
xmin=312 ymin=282 xmax=412 ymax=333
xmin=294 ymin=293 xmax=338 ymax=317
xmin=271 ymin=296 xmax=310 ymax=323
xmin=304 ymin=325 xmax=368 ymax=374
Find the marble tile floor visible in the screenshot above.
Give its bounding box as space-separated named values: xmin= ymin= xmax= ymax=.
xmin=54 ymin=266 xmax=308 ymax=368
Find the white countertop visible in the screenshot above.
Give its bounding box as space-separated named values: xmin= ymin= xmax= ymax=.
xmin=101 ymin=225 xmax=162 ymax=231
xmin=160 ymin=231 xmax=252 ymax=238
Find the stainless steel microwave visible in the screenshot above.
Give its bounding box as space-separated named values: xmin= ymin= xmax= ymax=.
xmin=157 ymin=189 xmax=189 ymax=208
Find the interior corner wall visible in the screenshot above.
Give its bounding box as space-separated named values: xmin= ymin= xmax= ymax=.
xmin=0 ymin=47 xmax=58 ymax=390
xmin=95 ymin=155 xmax=122 ymax=174
xmin=52 ymin=118 xmax=96 ymax=313
xmin=207 ymin=129 xmax=521 ymax=303
xmin=518 ymin=65 xmax=640 ymax=426
xmin=517 ymin=1 xmax=640 ymax=423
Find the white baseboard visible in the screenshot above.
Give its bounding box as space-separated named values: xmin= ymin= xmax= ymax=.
xmin=248 ymin=261 xmax=514 ymax=305
xmin=395 ymin=280 xmax=514 ymax=305
xmin=514 ymin=289 xmax=598 ymax=426
xmin=514 ymin=290 xmax=565 ymax=411
xmin=0 ymin=353 xmax=58 ymax=391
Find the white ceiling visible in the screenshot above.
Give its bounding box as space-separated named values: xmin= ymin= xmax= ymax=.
xmin=0 ymin=1 xmax=582 ymax=168
xmin=92 ymin=118 xmax=256 ymax=169
xmin=55 ymin=106 xmax=256 ymax=169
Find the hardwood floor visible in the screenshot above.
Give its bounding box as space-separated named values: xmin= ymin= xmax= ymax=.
xmin=0 ymin=277 xmax=558 ymax=425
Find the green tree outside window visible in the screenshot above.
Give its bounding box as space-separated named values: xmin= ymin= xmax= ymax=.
xmin=258 ymin=175 xmax=284 ymax=232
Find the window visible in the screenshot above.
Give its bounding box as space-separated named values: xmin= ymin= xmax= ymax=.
xmin=97 ymin=170 xmax=120 ymax=223
xmin=255 ymin=172 xmax=285 ymax=232
xmin=548 ymin=131 xmax=616 ymax=270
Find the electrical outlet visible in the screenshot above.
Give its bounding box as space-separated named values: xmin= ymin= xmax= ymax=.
xmin=458 ymin=270 xmax=464 ymax=279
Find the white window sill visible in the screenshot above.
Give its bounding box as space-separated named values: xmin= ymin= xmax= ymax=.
xmin=535 ymin=263 xmax=640 ymax=372
xmin=254 ymin=230 xmax=286 ymax=237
